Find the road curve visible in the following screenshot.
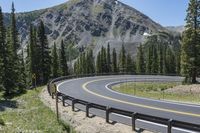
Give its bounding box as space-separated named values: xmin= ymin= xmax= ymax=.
xmin=57 ymin=75 xmax=200 ymax=133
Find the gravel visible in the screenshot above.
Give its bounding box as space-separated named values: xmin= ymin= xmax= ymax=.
xmin=40 ymin=87 xmax=152 ymax=133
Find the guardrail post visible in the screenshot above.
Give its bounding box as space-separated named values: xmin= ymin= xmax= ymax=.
xmin=52 ymin=84 xmax=57 ymax=99
xmin=72 ymin=99 xmax=77 ymax=111
xmin=62 ymin=95 xmax=67 ymax=106
xmin=56 ymin=91 xmax=59 ymax=120
xmin=86 ymin=103 xmax=91 ymax=117
xmin=47 ymin=83 xmax=50 ymax=96
xmin=106 ymin=106 xmax=110 ymax=123
xmin=132 ymin=112 xmax=137 ymax=131
xmin=167 ymin=119 xmax=173 ymax=133
xmin=52 ymin=92 xmax=55 ymax=99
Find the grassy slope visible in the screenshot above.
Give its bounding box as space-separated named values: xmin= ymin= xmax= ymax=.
xmin=0 ymin=87 xmax=74 ymax=133
xmin=112 ymin=82 xmax=200 ymax=104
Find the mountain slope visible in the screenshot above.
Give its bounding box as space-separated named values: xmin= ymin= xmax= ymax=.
xmin=4 ymin=0 xmax=168 ymax=57
xmin=166 ymin=26 xmax=185 ymax=33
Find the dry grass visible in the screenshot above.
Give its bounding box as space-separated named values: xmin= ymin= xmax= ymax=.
xmin=112 ymin=82 xmax=200 ymax=104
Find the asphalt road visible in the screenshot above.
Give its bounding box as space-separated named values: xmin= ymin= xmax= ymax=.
xmin=57 ymin=75 xmax=200 ymax=133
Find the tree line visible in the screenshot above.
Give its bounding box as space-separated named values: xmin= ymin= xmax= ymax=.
xmin=0 ymin=4 xmax=69 ymax=96
xmin=0 ymin=4 xmax=26 ymax=96
xmin=73 ymin=44 xmax=136 ymax=75
xmin=136 ymin=33 xmax=181 ymax=75
xmin=73 ymin=35 xmax=181 ymax=76
xmin=27 ymin=23 xmax=69 ymax=87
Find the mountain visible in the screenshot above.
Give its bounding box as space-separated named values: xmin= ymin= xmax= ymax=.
xmin=4 ymin=0 xmax=168 ymax=58
xmin=166 ymin=26 xmax=185 ymax=33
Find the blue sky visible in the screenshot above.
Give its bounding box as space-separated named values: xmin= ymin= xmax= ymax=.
xmin=0 ymin=0 xmax=189 ymax=26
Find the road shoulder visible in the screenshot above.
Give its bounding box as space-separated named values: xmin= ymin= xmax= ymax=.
xmin=40 ymin=87 xmax=152 ymax=133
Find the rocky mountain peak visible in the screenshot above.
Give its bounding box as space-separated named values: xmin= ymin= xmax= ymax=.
xmin=4 ymin=0 xmax=168 ymax=57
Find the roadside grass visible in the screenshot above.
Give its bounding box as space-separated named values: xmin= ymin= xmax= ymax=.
xmin=112 ymin=82 xmax=200 ymax=104
xmin=0 ymin=87 xmax=75 ymax=133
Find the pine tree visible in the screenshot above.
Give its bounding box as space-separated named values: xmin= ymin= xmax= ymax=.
xmin=0 ymin=54 xmax=3 ymax=88
xmin=4 ymin=27 xmax=17 ymax=95
xmin=96 ymin=51 xmax=102 ymax=74
xmin=126 ymin=53 xmax=134 ymax=73
xmin=82 ymin=52 xmax=87 ymax=74
xmin=100 ymin=46 xmax=107 ymax=73
xmin=85 ymin=52 xmax=89 ymax=74
xmin=27 ymin=24 xmax=37 ymax=86
xmin=166 ymin=47 xmax=176 ymax=74
xmin=60 ymin=40 xmax=68 ymax=76
xmin=181 ymin=0 xmax=200 ymax=83
xmin=25 ymin=43 xmax=31 ymax=86
xmin=112 ymin=48 xmax=118 ymax=73
xmin=79 ymin=54 xmax=83 ymax=74
xmin=136 ymin=45 xmax=145 ymax=74
xmin=157 ymin=43 xmax=163 ymax=74
xmin=10 ymin=2 xmax=20 ymax=51
xmin=19 ymin=50 xmax=27 ymax=90
xmin=145 ymin=45 xmax=151 ymax=74
xmin=74 ymin=61 xmax=77 ymax=75
xmin=4 ymin=3 xmax=22 ymax=94
xmin=10 ymin=2 xmax=20 ymax=88
xmin=87 ymin=49 xmax=95 ymax=74
xmin=175 ymin=53 xmax=181 ymax=74
xmin=52 ymin=43 xmax=59 ymax=78
xmin=32 ymin=27 xmax=41 ymax=84
xmin=151 ymin=45 xmax=158 ymax=74
xmin=0 ymin=7 xmax=5 ymax=86
xmin=37 ymin=21 xmax=51 ymax=84
xmin=162 ymin=44 xmax=167 ymax=74
xmin=119 ymin=44 xmax=126 ymax=72
xmin=78 ymin=52 xmax=86 ymax=74
xmin=107 ymin=44 xmax=111 ymax=73
xmin=74 ymin=57 xmax=81 ymax=75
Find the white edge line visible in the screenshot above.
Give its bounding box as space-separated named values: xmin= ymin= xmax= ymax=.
xmin=105 ymin=80 xmax=200 ymax=108
xmin=57 ymin=78 xmax=80 ymax=92
xmin=56 ymin=76 xmax=116 ymax=92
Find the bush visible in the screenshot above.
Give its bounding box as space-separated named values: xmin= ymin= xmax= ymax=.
xmin=0 ymin=118 xmax=5 ymax=126
xmin=0 ymin=84 xmax=5 ymax=92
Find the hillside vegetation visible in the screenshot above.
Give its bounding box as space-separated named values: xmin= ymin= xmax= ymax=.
xmin=0 ymin=87 xmax=75 ymax=132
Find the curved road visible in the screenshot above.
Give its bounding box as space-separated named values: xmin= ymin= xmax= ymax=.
xmin=57 ymin=75 xmax=200 ymax=133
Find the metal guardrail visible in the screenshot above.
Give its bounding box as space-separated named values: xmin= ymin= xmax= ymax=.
xmin=47 ymin=74 xmax=200 ymax=133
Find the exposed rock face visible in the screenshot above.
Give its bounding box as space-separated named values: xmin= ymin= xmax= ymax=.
xmin=4 ymin=0 xmax=168 ymax=57
xmin=166 ymin=26 xmax=185 ymax=33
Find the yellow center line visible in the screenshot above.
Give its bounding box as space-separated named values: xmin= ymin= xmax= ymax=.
xmin=82 ymin=77 xmax=200 ymax=117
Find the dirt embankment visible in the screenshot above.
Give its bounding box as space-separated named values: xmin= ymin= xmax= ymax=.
xmin=40 ymin=87 xmax=152 ymax=133
xmin=165 ymin=84 xmax=200 ymax=94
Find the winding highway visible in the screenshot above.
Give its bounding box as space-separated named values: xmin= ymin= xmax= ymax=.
xmin=57 ymin=75 xmax=200 ymax=133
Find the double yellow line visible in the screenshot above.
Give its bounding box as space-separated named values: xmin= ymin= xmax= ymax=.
xmin=82 ymin=77 xmax=200 ymax=117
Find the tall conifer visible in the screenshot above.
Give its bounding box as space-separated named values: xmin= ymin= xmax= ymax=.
xmin=37 ymin=21 xmax=51 ymax=84
xmin=112 ymin=48 xmax=118 ymax=73
xmin=60 ymin=40 xmax=68 ymax=76
xmin=52 ymin=43 xmax=59 ymax=78
xmin=119 ymin=44 xmax=126 ymax=72
xmin=181 ymin=0 xmax=200 ymax=83
xmin=136 ymin=45 xmax=145 ymax=74
xmin=107 ymin=44 xmax=111 ymax=73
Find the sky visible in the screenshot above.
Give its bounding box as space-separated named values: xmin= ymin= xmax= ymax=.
xmin=0 ymin=0 xmax=189 ymax=26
